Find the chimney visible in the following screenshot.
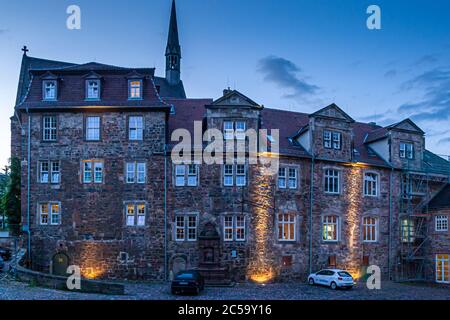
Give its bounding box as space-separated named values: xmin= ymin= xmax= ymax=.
xmin=223 ymin=87 xmax=232 ymax=96
xmin=368 ymin=122 xmax=377 ymax=127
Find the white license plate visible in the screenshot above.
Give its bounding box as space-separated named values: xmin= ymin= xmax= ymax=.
xmin=179 ymin=281 xmax=189 ymax=285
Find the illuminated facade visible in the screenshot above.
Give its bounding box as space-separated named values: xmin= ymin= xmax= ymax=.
xmin=10 ymin=1 xmax=450 ymax=283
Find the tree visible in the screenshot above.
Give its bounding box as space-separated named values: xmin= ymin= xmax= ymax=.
xmin=1 ymin=157 xmax=21 ymax=235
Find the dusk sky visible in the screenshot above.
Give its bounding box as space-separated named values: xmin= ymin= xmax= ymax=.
xmin=0 ymin=0 xmax=449 ymax=168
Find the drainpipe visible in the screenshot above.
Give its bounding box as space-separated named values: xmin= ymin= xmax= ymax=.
xmin=388 ymin=166 xmax=394 ymax=280
xmin=309 ymin=156 xmax=315 ymax=274
xmin=26 ymin=110 xmax=31 ymax=264
xmin=164 ymin=143 xmax=168 ymax=282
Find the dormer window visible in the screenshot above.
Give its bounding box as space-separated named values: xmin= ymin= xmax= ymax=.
xmin=400 ymin=142 xmax=414 ymax=159
xmin=129 ymin=80 xmax=143 ymax=100
xmin=43 ymin=80 xmax=57 ymax=100
xmin=86 ymin=79 xmax=100 ymax=100
xmin=323 ymin=130 xmax=341 ymax=150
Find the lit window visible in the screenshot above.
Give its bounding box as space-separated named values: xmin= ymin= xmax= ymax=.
xmin=175 ymin=216 xmax=185 ymax=241
xmin=278 ymin=168 xmax=286 ymax=189
xmin=125 ymin=203 xmax=146 ymax=226
xmin=43 ymin=116 xmax=57 ymax=141
xmin=175 ymin=215 xmax=197 ymax=241
xmin=324 ymin=169 xmax=340 ymax=194
xmin=436 ymin=254 xmax=449 ymax=283
xmin=82 ymin=160 xmax=103 ymax=184
xmin=86 ymin=116 xmax=100 ymax=141
xmin=224 ymin=216 xmax=233 ymax=241
xmin=364 ymin=172 xmax=378 ymax=196
xmin=323 ymin=215 xmax=339 ymax=241
xmin=129 ymin=80 xmax=142 ymax=99
xmin=129 ymin=116 xmax=143 ymax=141
xmin=39 ymin=202 xmax=60 ymax=225
xmin=400 ymin=142 xmax=414 ymax=159
xmin=43 ymin=80 xmax=57 ymax=100
xmin=435 ymin=216 xmax=448 ymax=232
xmin=235 ymin=216 xmax=246 ymax=241
xmin=86 ymin=79 xmax=100 ymax=100
xmin=363 ymin=217 xmax=378 ymax=242
xmin=126 ymin=162 xmax=146 ymax=184
xmin=278 ymin=213 xmax=296 ymax=241
xmin=401 ymin=218 xmax=415 ymax=243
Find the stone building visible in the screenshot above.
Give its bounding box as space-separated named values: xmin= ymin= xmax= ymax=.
xmin=10 ymin=0 xmax=450 ymax=284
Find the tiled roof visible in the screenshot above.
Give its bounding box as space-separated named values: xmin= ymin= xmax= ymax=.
xmin=154 ymin=77 xmax=186 ymax=99
xmin=365 ymin=127 xmax=388 ymax=143
xmin=423 ymin=150 xmax=450 ymax=176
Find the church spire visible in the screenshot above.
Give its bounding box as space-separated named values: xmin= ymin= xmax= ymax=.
xmin=165 ymin=0 xmax=181 ymax=85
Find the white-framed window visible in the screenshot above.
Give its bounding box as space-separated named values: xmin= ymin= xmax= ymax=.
xmin=39 ymin=202 xmax=60 ymax=225
xmin=43 ymin=116 xmax=57 ymax=141
xmin=322 ymin=215 xmax=339 ymax=241
xmin=82 ymin=160 xmax=103 ymax=184
xmin=435 ymin=215 xmax=448 ymax=232
xmin=400 ymin=142 xmax=414 ymax=159
xmin=125 ymin=202 xmax=146 ymax=227
xmin=125 ymin=162 xmax=146 ymax=184
xmin=288 ymin=168 xmax=298 ymax=189
xmin=43 ymin=80 xmax=57 ymax=100
xmin=223 ymin=164 xmax=247 ymax=187
xmin=401 ymin=218 xmax=415 ymax=243
xmin=364 ymin=172 xmax=379 ymax=197
xmin=39 ymin=161 xmax=60 ymax=183
xmin=86 ymin=116 xmax=100 ymax=141
xmin=436 ymin=254 xmax=449 ymax=283
xmin=362 ymin=217 xmax=378 ymax=242
xmin=129 ymin=116 xmax=143 ymax=141
xmin=278 ymin=213 xmax=296 ymax=241
xmin=224 ymin=164 xmax=234 ymax=186
xmin=324 ymin=169 xmax=340 ymax=194
xmin=174 ymin=215 xmax=197 ymax=241
xmin=174 ymin=164 xmax=199 ymax=187
xmin=129 ymin=80 xmax=143 ymax=99
xmin=86 ymin=79 xmax=100 ymax=100
xmin=223 ymin=215 xmax=246 ymax=242
xmin=324 ymin=130 xmax=341 ymax=149
xmin=223 ymin=120 xmax=246 ymax=140
xmin=278 ymin=168 xmax=286 ymax=188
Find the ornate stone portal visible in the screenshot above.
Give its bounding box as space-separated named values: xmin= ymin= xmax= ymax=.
xmin=197 ymin=222 xmax=232 ymax=285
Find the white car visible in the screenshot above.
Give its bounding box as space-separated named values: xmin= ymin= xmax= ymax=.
xmin=308 ymin=269 xmax=355 ymax=290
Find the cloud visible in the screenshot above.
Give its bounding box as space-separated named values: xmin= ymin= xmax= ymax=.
xmin=384 ymin=69 xmax=397 ymax=78
xmin=412 ymin=54 xmax=438 ymax=67
xmin=257 ymin=55 xmax=320 ymax=99
xmin=397 ymin=67 xmax=450 ymax=121
xmin=438 ymin=137 xmax=450 ymax=145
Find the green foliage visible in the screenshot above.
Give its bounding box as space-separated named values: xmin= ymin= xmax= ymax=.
xmin=1 ymin=157 xmax=21 ymax=235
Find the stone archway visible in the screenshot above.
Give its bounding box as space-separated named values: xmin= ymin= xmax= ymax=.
xmin=52 ymin=253 xmax=69 ymax=276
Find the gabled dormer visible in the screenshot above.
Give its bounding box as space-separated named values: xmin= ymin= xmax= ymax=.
xmin=386 ymin=119 xmax=425 ymax=170
xmin=308 ymin=103 xmax=355 ymax=162
xmin=205 ymin=89 xmax=263 ymax=137
xmin=41 ymin=72 xmax=59 ymax=101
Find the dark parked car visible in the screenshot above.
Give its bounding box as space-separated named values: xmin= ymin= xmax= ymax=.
xmin=0 ymin=247 xmax=11 ymax=261
xmin=171 ymin=270 xmax=205 ymax=295
xmin=0 ymin=256 xmax=4 ymax=272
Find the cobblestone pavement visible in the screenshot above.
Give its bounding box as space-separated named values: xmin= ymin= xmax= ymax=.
xmin=0 ymin=275 xmax=449 ymax=300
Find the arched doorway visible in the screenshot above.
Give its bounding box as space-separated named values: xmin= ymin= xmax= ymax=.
xmin=52 ymin=253 xmax=69 ymax=276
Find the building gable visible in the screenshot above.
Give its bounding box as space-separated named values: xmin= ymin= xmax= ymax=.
xmin=309 ymin=103 xmax=355 ymax=123
xmin=209 ymin=90 xmax=261 ymax=109
xmin=387 ymin=118 xmax=424 ymax=135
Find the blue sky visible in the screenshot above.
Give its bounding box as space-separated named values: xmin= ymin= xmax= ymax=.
xmin=0 ymin=0 xmax=449 ymax=167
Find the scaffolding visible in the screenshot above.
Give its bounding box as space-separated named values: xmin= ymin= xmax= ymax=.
xmin=398 ymin=154 xmax=450 ymax=281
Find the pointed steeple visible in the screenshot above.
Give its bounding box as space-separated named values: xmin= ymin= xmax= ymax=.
xmin=165 ymin=0 xmax=181 ymax=85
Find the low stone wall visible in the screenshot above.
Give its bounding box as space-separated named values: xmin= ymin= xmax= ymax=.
xmin=14 ymin=264 xmax=125 ymax=295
